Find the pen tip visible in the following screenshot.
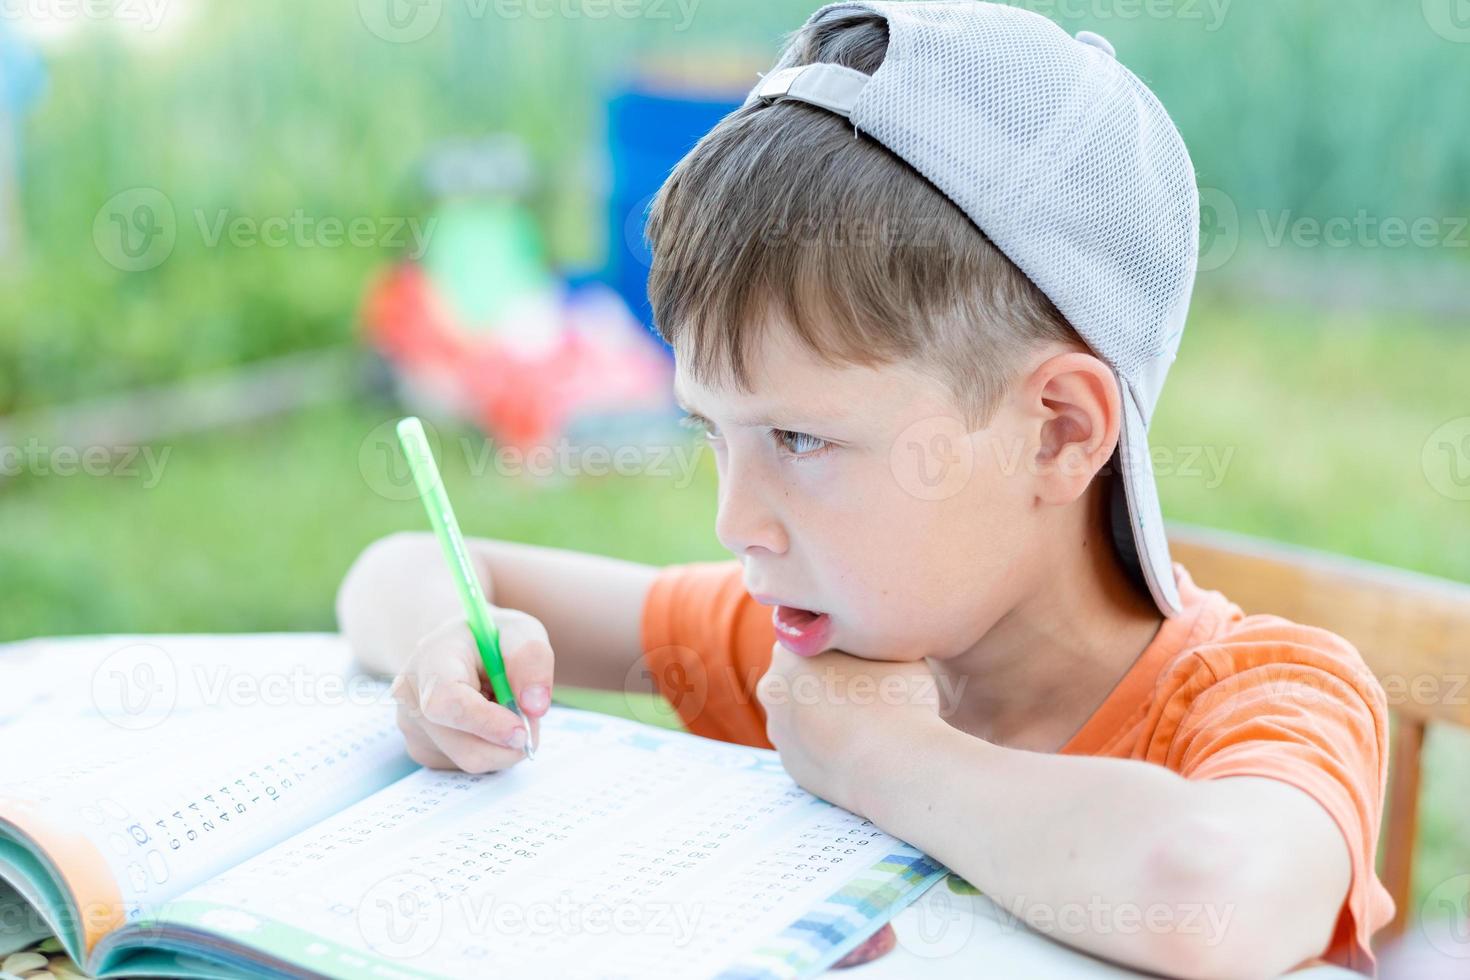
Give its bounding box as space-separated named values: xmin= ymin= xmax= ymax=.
xmin=517 ymin=707 xmax=537 ymax=761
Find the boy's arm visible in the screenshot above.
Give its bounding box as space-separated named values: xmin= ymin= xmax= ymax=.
xmin=336 ymin=531 xmax=660 ymax=693
xmin=759 ymin=649 xmax=1352 ymax=980
xmin=866 ymin=724 xmax=1348 ymax=979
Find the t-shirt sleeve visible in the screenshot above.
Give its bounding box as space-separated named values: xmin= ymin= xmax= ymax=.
xmin=638 ymin=559 xmax=776 ymax=748
xmin=1171 ymin=623 xmax=1395 ymax=974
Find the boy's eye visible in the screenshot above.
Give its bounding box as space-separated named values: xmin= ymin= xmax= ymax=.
xmin=679 ymin=413 xmax=829 ymax=459
xmin=772 ymin=428 xmax=830 ymax=459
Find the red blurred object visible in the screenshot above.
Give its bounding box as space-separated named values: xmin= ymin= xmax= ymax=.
xmin=362 ymin=261 xmax=671 ymax=452
xmin=830 ymin=923 xmax=897 ymax=968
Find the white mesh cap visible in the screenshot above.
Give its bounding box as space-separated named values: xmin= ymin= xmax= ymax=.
xmin=746 ymin=0 xmax=1200 ymax=616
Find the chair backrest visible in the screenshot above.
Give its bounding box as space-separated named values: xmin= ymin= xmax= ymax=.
xmin=1165 ymin=523 xmax=1470 ymax=944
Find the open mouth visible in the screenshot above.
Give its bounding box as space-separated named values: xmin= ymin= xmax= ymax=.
xmin=772 ymin=604 xmax=833 ymax=657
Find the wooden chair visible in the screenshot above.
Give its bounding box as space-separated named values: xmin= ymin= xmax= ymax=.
xmin=1166 ymin=522 xmax=1470 ymax=944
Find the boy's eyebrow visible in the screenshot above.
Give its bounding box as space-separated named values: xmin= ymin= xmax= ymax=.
xmin=673 ymin=387 xmax=814 ymax=430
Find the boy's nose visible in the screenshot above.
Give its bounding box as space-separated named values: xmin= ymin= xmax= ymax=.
xmin=714 ymin=458 xmax=789 ymax=557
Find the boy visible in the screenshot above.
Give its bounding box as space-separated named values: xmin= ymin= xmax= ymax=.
xmin=337 ymin=2 xmax=1393 ymax=975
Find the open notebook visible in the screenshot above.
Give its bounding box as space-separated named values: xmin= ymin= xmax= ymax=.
xmin=0 ymin=634 xmax=946 ymax=979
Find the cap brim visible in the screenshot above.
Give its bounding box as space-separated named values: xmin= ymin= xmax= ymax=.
xmin=1116 ymin=380 xmax=1182 ymax=616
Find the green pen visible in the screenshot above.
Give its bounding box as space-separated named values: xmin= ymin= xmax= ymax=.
xmin=395 ymin=416 xmax=535 ymax=761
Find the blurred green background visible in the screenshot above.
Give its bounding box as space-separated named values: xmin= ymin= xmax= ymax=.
xmin=1 ymin=0 xmax=1467 ymax=934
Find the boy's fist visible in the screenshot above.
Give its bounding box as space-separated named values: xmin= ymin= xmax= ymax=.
xmin=388 ymin=607 xmax=554 ymax=773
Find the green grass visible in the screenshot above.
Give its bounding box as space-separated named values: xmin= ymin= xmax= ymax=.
xmin=0 ymin=396 xmax=724 ymax=639
xmin=2 ymin=297 xmax=1466 ymax=916
xmin=6 ymin=0 xmax=1468 ymax=415
xmin=1153 ymin=296 xmax=1470 ymax=582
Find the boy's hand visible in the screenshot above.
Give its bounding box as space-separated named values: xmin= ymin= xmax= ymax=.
xmin=756 ymin=644 xmax=944 ymax=813
xmin=388 ymin=607 xmax=554 ymax=773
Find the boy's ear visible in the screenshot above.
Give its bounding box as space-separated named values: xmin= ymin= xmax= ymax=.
xmin=1024 ymin=351 xmax=1122 ymax=506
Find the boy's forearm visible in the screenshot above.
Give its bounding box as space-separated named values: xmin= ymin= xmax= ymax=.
xmin=336 ymin=532 xmax=660 ymax=692
xmin=465 ymin=537 xmax=661 ymax=693
xmin=336 ymin=532 xmax=484 ymax=676
xmin=854 ymin=720 xmax=1317 ymax=979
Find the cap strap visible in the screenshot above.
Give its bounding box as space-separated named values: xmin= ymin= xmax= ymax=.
xmin=752 ymin=63 xmax=870 ymax=118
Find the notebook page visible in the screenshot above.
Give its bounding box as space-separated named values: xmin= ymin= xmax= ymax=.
xmin=153 ymin=708 xmax=945 ymax=980
xmin=0 ymin=634 xmax=415 ymax=941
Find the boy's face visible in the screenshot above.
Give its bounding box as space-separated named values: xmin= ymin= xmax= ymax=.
xmin=675 ymin=326 xmax=1055 ymax=663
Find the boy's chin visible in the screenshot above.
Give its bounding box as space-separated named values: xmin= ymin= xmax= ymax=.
xmin=797 ymin=643 xmax=934 ymax=665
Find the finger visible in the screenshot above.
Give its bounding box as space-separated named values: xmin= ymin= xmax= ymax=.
xmin=492 ymin=609 xmax=555 ymax=718
xmin=395 ymin=702 xmax=457 ymax=770
xmin=418 ymin=714 xmax=528 ymax=774
xmin=475 ymin=673 xmax=541 ymax=753
xmin=396 ymin=683 xmax=528 ymax=772
xmin=414 ymin=617 xmax=486 ymax=689
xmin=407 ymin=621 xmax=529 ymax=741
xmin=416 ymin=669 xmax=529 ymax=745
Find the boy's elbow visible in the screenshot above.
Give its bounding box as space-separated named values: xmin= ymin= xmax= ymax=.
xmin=336 ymin=532 xmax=427 ymax=617
xmin=1135 ymin=816 xmax=1314 ymax=980
xmin=349 ymin=530 xmax=429 ymax=578
xmin=336 ymin=533 xmax=396 ymax=627
xmin=335 ymin=531 xmax=430 ymax=674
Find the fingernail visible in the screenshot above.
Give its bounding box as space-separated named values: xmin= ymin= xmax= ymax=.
xmin=503 ymin=727 xmax=527 ymax=750
xmin=521 ymin=684 xmax=550 ymax=714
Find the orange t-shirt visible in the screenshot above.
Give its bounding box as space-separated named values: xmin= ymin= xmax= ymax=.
xmin=640 ymin=559 xmax=1395 ymax=974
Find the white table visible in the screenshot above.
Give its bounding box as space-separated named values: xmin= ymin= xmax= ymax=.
xmin=0 ymin=635 xmax=1368 ymax=979
xmin=845 ymin=877 xmax=1361 ymax=978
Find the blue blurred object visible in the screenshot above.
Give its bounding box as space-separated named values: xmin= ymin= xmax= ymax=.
xmin=605 ymin=86 xmax=741 ymax=351
xmin=0 ymin=25 xmax=46 ymax=259
xmin=0 ymin=26 xmax=46 ymax=113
